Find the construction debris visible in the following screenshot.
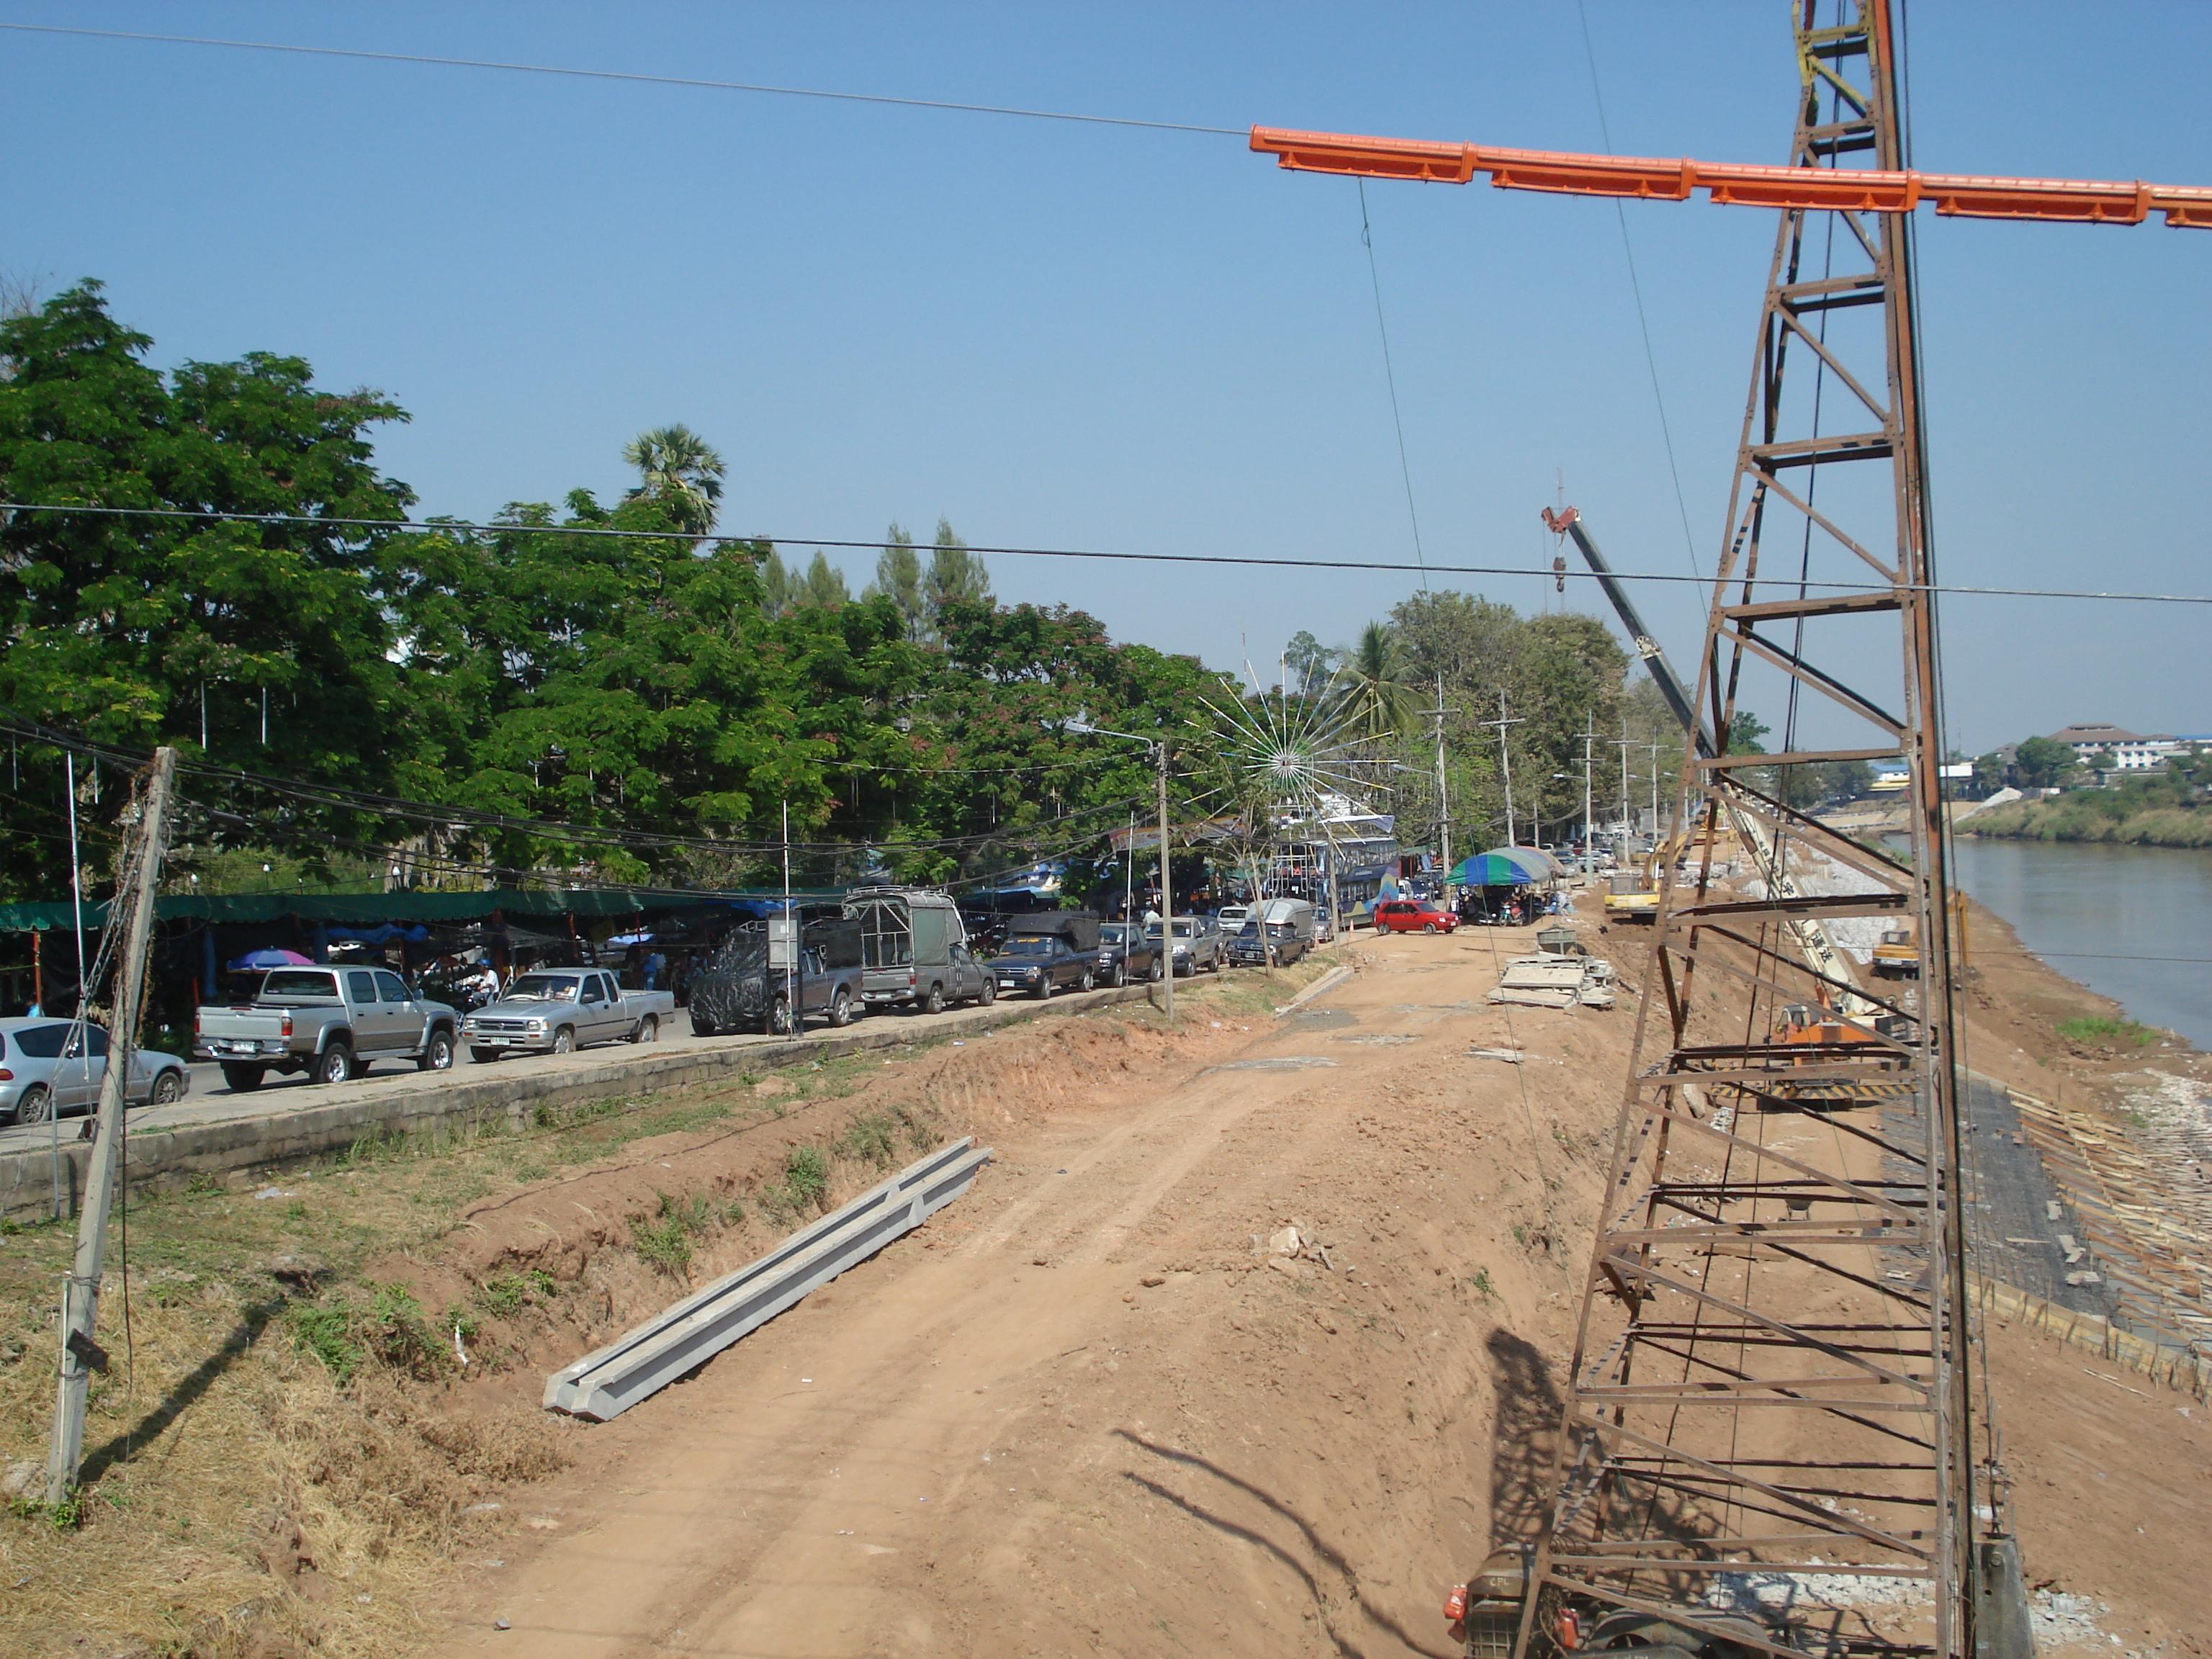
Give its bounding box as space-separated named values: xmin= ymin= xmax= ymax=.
xmin=1486 ymin=953 xmax=1616 ymax=1010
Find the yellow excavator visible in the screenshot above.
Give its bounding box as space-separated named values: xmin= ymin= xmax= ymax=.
xmin=1604 ymin=818 xmax=1742 ymax=924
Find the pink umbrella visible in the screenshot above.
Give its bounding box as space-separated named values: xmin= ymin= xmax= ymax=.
xmin=228 ymin=948 xmax=315 ymax=971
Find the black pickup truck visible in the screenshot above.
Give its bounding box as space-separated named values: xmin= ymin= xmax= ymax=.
xmin=688 ymin=920 xmax=867 ymax=1037
xmin=986 ymin=935 xmax=1096 ymax=999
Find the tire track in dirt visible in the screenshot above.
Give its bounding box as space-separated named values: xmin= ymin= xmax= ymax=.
xmin=423 ymin=1006 xmax=1411 ymax=1658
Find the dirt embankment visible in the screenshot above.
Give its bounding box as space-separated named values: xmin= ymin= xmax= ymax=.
xmin=4 ymin=930 xmax=2207 ymax=1659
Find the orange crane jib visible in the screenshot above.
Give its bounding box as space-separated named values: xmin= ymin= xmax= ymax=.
xmin=1249 ymin=125 xmax=2212 ymax=228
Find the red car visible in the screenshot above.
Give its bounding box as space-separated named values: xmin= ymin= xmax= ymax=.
xmin=1372 ymin=898 xmax=1458 ymax=935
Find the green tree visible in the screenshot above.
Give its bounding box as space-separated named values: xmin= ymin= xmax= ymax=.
xmin=925 ymin=518 xmax=992 ymax=613
xmin=0 ymin=282 xmax=415 ymax=893
xmin=1334 ymin=621 xmax=1414 ymax=741
xmin=620 ymin=423 xmax=725 ymax=536
xmin=864 ymin=522 xmax=927 ymax=641
xmin=756 ymin=548 xmax=799 ymax=616
xmin=1282 ymin=630 xmax=1336 ymax=697
xmin=1727 ymin=709 xmax=1771 ymax=755
xmin=799 ymin=552 xmax=850 ymax=609
xmin=2013 ymin=734 xmax=2076 ymax=788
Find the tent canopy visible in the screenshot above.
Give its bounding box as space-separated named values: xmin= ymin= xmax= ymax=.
xmin=1452 ymin=846 xmax=1565 ymax=887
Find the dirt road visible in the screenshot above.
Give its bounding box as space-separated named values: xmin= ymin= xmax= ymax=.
xmin=421 ymin=929 xmax=1625 ymax=1658
xmin=392 ymin=923 xmax=2208 ymax=1659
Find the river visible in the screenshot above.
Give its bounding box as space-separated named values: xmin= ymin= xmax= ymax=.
xmin=1944 ymin=836 xmax=2212 ymax=1050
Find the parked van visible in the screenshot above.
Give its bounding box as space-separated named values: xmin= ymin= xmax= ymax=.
xmin=844 ymin=886 xmax=971 ymax=1011
xmin=1228 ymin=898 xmax=1319 ymax=966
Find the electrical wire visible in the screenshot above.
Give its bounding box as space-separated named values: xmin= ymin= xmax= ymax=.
xmin=0 ymin=708 xmax=1160 ymax=860
xmin=4 ymin=503 xmax=2203 ymax=604
xmin=1573 ymin=0 xmax=1702 ymax=581
xmin=0 ymin=22 xmax=1244 ymax=137
xmin=1356 ymin=181 xmax=1427 ymax=588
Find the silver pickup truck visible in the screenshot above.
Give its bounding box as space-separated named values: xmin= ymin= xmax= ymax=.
xmin=195 ymin=966 xmax=462 ymax=1090
xmin=460 ymin=968 xmax=675 ymax=1061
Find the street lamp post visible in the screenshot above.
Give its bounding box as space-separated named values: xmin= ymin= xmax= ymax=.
xmin=1061 ymin=717 xmax=1174 ymax=1022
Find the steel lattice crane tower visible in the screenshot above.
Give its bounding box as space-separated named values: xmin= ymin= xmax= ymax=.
xmin=1250 ymin=4 xmax=2206 ymax=1655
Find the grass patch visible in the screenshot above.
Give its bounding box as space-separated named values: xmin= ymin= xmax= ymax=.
xmin=783 ymin=1145 xmax=830 ymax=1208
xmin=292 ymin=1303 xmax=363 ymax=1385
xmin=2056 ymin=1014 xmax=2159 ymax=1047
xmin=631 ymin=1190 xmax=714 ymax=1279
xmin=0 ymin=1026 xmax=981 ymax=1655
xmin=476 ymin=1267 xmax=559 ymax=1318
xmin=293 ymin=1282 xmax=451 ymax=1384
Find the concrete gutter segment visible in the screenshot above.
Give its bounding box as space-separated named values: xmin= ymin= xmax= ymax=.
xmin=545 ymin=1138 xmax=992 ymax=1422
xmin=0 ymin=982 xmax=1151 ymax=1223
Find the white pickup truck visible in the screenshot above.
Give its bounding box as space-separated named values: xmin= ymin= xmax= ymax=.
xmin=459 ymin=968 xmax=675 ymax=1061
xmin=195 ymin=966 xmax=462 ymax=1090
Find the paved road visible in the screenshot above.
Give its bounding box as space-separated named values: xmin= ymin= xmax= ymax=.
xmin=0 ymin=986 xmax=1089 ymax=1156
xmin=0 ymin=934 xmax=1367 ymax=1160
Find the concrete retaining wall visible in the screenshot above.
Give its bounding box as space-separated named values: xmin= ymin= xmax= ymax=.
xmin=2 ymin=984 xmax=1156 ymax=1223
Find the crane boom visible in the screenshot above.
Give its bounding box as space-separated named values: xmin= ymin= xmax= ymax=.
xmin=1250 ymin=125 xmax=2212 ymax=228
xmin=1541 ymin=507 xmax=1710 ymax=757
xmin=1545 ymin=505 xmax=1877 ymax=1020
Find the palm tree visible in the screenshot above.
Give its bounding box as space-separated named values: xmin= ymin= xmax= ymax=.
xmin=621 ymin=424 xmax=727 ymax=535
xmin=1333 ymin=621 xmax=1414 ymax=740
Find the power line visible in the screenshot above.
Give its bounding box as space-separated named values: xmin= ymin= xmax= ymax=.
xmin=0 ymin=709 xmax=1159 ymax=860
xmin=1574 ymin=0 xmax=1702 ymax=582
xmin=5 ymin=503 xmax=2206 ymax=606
xmin=1356 ymin=180 xmax=1428 ymax=588
xmin=0 ymin=22 xmax=1242 ymax=137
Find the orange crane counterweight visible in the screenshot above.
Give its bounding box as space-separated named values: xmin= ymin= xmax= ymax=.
xmin=1249 ymin=125 xmax=2212 ymax=228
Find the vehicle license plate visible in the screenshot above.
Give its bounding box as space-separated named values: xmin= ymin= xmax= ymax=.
xmin=999 ymin=979 xmax=1017 ymax=989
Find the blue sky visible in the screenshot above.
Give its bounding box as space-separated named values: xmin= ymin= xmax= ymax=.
xmin=3 ymin=2 xmax=2206 ymax=755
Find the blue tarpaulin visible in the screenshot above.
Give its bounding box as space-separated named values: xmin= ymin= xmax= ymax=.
xmin=1451 ymin=847 xmax=1565 ymax=887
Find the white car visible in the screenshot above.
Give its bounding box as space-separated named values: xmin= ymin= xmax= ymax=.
xmin=0 ymin=1017 xmax=189 ymax=1125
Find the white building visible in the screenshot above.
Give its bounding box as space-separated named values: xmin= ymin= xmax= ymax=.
xmin=2046 ymin=724 xmax=2182 ymax=772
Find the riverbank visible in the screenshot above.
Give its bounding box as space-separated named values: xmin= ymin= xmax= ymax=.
xmin=1962 ymin=792 xmax=2212 ymax=849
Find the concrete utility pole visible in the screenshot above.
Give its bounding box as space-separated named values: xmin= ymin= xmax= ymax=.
xmin=1156 ymin=739 xmax=1174 ymax=1024
xmin=48 ymin=746 xmax=176 ymax=1504
xmin=1062 ymin=715 xmax=1175 ymax=1022
xmin=1617 ymin=720 xmax=1635 ymax=845
xmin=1483 ymin=691 xmax=1524 ymax=848
xmin=1423 ymin=673 xmax=1458 ymax=901
xmin=1581 ymin=716 xmax=1596 ymax=881
xmin=780 ymin=800 xmax=796 ymax=1034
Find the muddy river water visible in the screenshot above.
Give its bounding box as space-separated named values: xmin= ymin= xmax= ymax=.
xmin=1946 ymin=835 xmax=2212 ymax=1048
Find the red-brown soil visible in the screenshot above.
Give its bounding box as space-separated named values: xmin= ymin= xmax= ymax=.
xmin=373 ymin=926 xmax=2206 ymax=1659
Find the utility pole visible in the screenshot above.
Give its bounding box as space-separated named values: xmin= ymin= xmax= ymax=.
xmin=781 ymin=801 xmax=794 ymax=1035
xmin=1482 ymin=691 xmax=1524 ymax=848
xmin=1124 ymin=809 xmax=1136 ymax=927
xmin=1617 ymin=719 xmax=1634 ymax=845
xmin=1580 ymin=717 xmax=1596 ymax=882
xmin=1062 ymin=715 xmax=1174 ymax=1022
xmin=1156 ymin=739 xmax=1174 ymax=1024
xmin=48 ymin=746 xmax=176 ymax=1504
xmin=66 ymin=753 xmax=86 ymax=1011
xmin=1423 ymin=673 xmax=1458 ymax=900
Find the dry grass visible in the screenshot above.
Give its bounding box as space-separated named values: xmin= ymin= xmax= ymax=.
xmin=0 ymin=1039 xmax=921 ymax=1658
xmin=0 ymin=983 xmax=1323 ymax=1656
